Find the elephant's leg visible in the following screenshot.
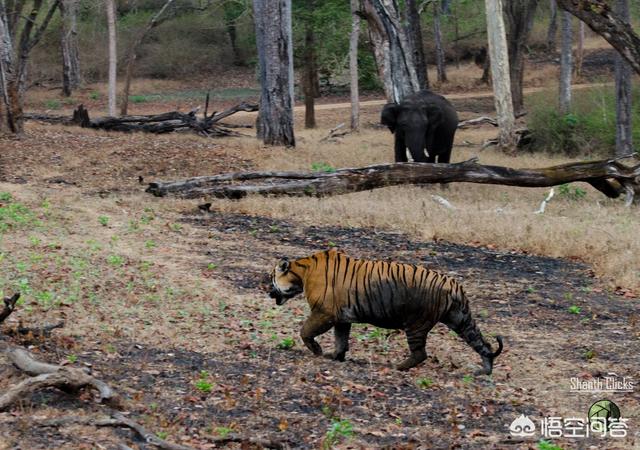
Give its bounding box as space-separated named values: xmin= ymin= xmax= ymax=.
xmin=300 ymin=313 xmax=333 ymax=356
xmin=327 ymin=322 xmax=352 ymax=361
xmin=394 ymin=135 xmax=408 ymax=163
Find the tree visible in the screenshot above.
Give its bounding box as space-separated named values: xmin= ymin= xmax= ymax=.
xmin=0 ymin=0 xmax=60 ymax=135
xmin=406 ymin=0 xmax=428 ymax=89
xmin=556 ymin=0 xmax=640 ymax=76
xmin=349 ymin=0 xmax=360 ymax=131
xmin=302 ymin=2 xmax=317 ymax=129
xmin=120 ymin=0 xmax=174 ymax=116
xmin=106 ymin=0 xmax=117 ymax=117
xmin=504 ymin=0 xmax=538 ymax=114
xmin=614 ymin=0 xmax=632 ymax=156
xmin=575 ymin=20 xmax=585 ymax=76
xmin=546 ymin=0 xmax=558 ymax=50
xmin=433 ymin=0 xmax=447 ymax=83
xmin=253 ymin=0 xmax=295 ymax=146
xmin=484 ymin=0 xmax=516 ymax=149
xmin=559 ymin=10 xmax=572 ymax=113
xmin=361 ymin=0 xmax=420 ymax=102
xmin=60 ymin=0 xmax=81 ymax=97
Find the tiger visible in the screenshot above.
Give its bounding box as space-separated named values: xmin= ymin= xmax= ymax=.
xmin=268 ymin=248 xmax=503 ymax=374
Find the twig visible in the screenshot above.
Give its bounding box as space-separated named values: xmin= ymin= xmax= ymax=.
xmin=534 ymin=188 xmax=555 ymax=214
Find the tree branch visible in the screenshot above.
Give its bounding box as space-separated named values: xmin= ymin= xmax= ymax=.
xmin=145 ymin=159 xmax=640 ymax=203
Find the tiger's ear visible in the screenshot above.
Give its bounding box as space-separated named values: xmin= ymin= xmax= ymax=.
xmin=277 ymin=258 xmax=290 ymax=273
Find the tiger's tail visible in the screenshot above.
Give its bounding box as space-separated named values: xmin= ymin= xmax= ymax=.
xmin=443 ymin=290 xmax=503 ymax=375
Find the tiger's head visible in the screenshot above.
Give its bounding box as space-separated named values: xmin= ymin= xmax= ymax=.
xmin=269 ymin=258 xmax=304 ymax=305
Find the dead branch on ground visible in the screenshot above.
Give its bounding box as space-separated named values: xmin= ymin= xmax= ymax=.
xmin=146 ymin=157 xmax=640 ymax=205
xmin=24 ymin=101 xmax=258 ymax=137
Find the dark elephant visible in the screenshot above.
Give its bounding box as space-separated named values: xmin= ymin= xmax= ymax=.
xmin=381 ymin=90 xmax=459 ymax=163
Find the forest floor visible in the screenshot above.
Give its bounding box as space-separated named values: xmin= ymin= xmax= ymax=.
xmin=1 ymin=50 xmax=639 ymax=449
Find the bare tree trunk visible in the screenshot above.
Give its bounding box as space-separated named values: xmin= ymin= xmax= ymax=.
xmin=0 ymin=5 xmax=18 ymax=134
xmin=406 ymin=0 xmax=428 ymax=89
xmin=253 ymin=0 xmax=295 ymax=146
xmin=349 ymin=0 xmax=360 ymax=131
xmin=559 ymin=10 xmax=572 ymax=113
xmin=556 ymin=0 xmax=640 ymax=77
xmin=303 ymin=17 xmax=316 ymax=129
xmin=484 ymin=0 xmax=516 ymax=149
xmin=505 ymin=0 xmax=539 ymax=114
xmin=106 ymin=0 xmax=117 ymax=117
xmin=60 ymin=0 xmax=81 ymax=97
xmin=120 ymin=0 xmax=174 ymax=116
xmin=361 ymin=0 xmax=420 ymax=103
xmin=546 ymin=0 xmax=557 ymax=51
xmin=433 ymin=1 xmax=447 ymax=83
xmin=614 ymin=0 xmax=632 ymax=157
xmin=574 ymin=20 xmax=585 ymax=77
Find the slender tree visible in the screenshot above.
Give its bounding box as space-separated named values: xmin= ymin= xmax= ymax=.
xmin=575 ymin=20 xmax=585 ymax=77
xmin=484 ymin=0 xmax=516 ymax=149
xmin=406 ymin=0 xmax=428 ymax=89
xmin=433 ymin=0 xmax=447 ymax=83
xmin=120 ymin=0 xmax=174 ymax=116
xmin=349 ymin=0 xmax=360 ymax=131
xmin=60 ymin=0 xmax=81 ymax=97
xmin=253 ymin=0 xmax=295 ymax=146
xmin=106 ymin=0 xmax=117 ymax=116
xmin=559 ymin=10 xmax=572 ymax=113
xmin=614 ymin=0 xmax=632 ymax=156
xmin=302 ymin=1 xmax=317 ymax=129
xmin=0 ymin=0 xmax=60 ymax=135
xmin=546 ymin=0 xmax=558 ymax=50
xmin=504 ymin=0 xmax=539 ymax=114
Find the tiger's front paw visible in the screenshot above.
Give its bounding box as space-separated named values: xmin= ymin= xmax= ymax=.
xmin=324 ymin=351 xmax=346 ymax=362
xmin=304 ymin=340 xmax=323 ymax=356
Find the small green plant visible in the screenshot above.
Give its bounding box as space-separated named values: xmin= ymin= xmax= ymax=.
xmin=44 ymin=99 xmax=62 ymax=110
xmin=268 ymin=225 xmax=280 ymax=233
xmin=525 ymin=286 xmax=536 ymax=293
xmin=67 ymin=354 xmax=78 ymax=363
xmin=215 ymin=426 xmax=233 ymax=438
xmin=568 ymin=305 xmax=581 ymax=315
xmin=584 ymin=349 xmax=596 ymax=360
xmin=558 ymin=184 xmax=587 ymax=200
xmin=311 ymin=162 xmax=337 ymax=173
xmin=324 ymin=419 xmax=354 ymax=448
xmin=89 ymin=91 xmax=100 ymax=100
xmin=129 ymin=95 xmax=149 ymax=103
xmin=416 ymin=377 xmax=434 ymax=389
xmin=170 ymin=223 xmax=182 ymax=232
xmin=98 ymin=216 xmax=109 ymax=226
xmin=145 ymin=240 xmax=156 ymax=249
xmin=207 ymin=262 xmax=218 ymax=270
xmin=277 ymin=337 xmax=295 ymax=350
xmin=462 ymin=374 xmax=474 ymax=384
xmin=195 ymin=378 xmax=213 ymax=393
xmin=156 ymin=431 xmax=168 ymax=440
xmin=107 ymin=254 xmax=124 ymax=266
xmin=327 ymin=241 xmax=337 ymax=247
xmin=537 ymin=439 xmax=563 ymax=450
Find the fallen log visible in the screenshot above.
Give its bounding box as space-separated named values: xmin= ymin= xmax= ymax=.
xmin=145 ymin=157 xmax=640 ymax=205
xmin=24 ymin=101 xmax=258 ymax=137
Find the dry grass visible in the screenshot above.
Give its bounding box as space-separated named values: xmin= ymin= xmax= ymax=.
xmin=214 ymin=113 xmax=640 ymax=291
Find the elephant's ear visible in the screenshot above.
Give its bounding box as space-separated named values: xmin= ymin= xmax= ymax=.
xmin=381 ymin=103 xmax=399 ymax=133
xmin=424 ymin=105 xmax=444 ymax=130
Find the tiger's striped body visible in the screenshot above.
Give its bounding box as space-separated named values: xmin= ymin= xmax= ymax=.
xmin=269 ymin=249 xmax=503 ymax=373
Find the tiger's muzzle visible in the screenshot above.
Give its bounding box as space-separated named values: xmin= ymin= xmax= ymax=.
xmin=269 ymin=285 xmax=302 ymax=305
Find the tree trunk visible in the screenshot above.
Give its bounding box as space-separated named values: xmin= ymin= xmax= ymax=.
xmin=505 ymin=0 xmax=539 ymax=114
xmin=0 ymin=5 xmax=19 ymax=134
xmin=406 ymin=0 xmax=428 ymax=89
xmin=253 ymin=0 xmax=295 ymax=146
xmin=361 ymin=0 xmax=420 ymax=103
xmin=349 ymin=0 xmax=360 ymax=131
xmin=106 ymin=0 xmax=117 ymax=117
xmin=484 ymin=0 xmax=516 ymax=149
xmin=433 ymin=1 xmax=447 ymax=83
xmin=546 ymin=0 xmax=557 ymax=51
xmin=60 ymin=0 xmax=81 ymax=97
xmin=303 ymin=22 xmax=316 ymax=129
xmin=575 ymin=20 xmax=585 ymax=77
xmin=614 ymin=0 xmax=632 ymax=157
xmin=556 ymin=0 xmax=640 ymax=77
xmin=120 ymin=0 xmax=174 ymax=116
xmin=559 ymin=10 xmax=572 ymax=113
xmin=146 ymin=158 xmax=640 ymax=206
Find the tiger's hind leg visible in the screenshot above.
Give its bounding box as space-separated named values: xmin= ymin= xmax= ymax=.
xmin=327 ymin=322 xmax=352 ymax=361
xmin=396 ymin=323 xmax=434 ymax=371
xmin=442 ymin=307 xmax=504 ymax=375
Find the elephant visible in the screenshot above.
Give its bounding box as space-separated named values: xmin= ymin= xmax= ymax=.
xmin=381 ymin=90 xmax=459 ymax=164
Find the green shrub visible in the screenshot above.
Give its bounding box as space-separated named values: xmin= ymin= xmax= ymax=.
xmin=526 ymin=86 xmax=640 ymax=157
